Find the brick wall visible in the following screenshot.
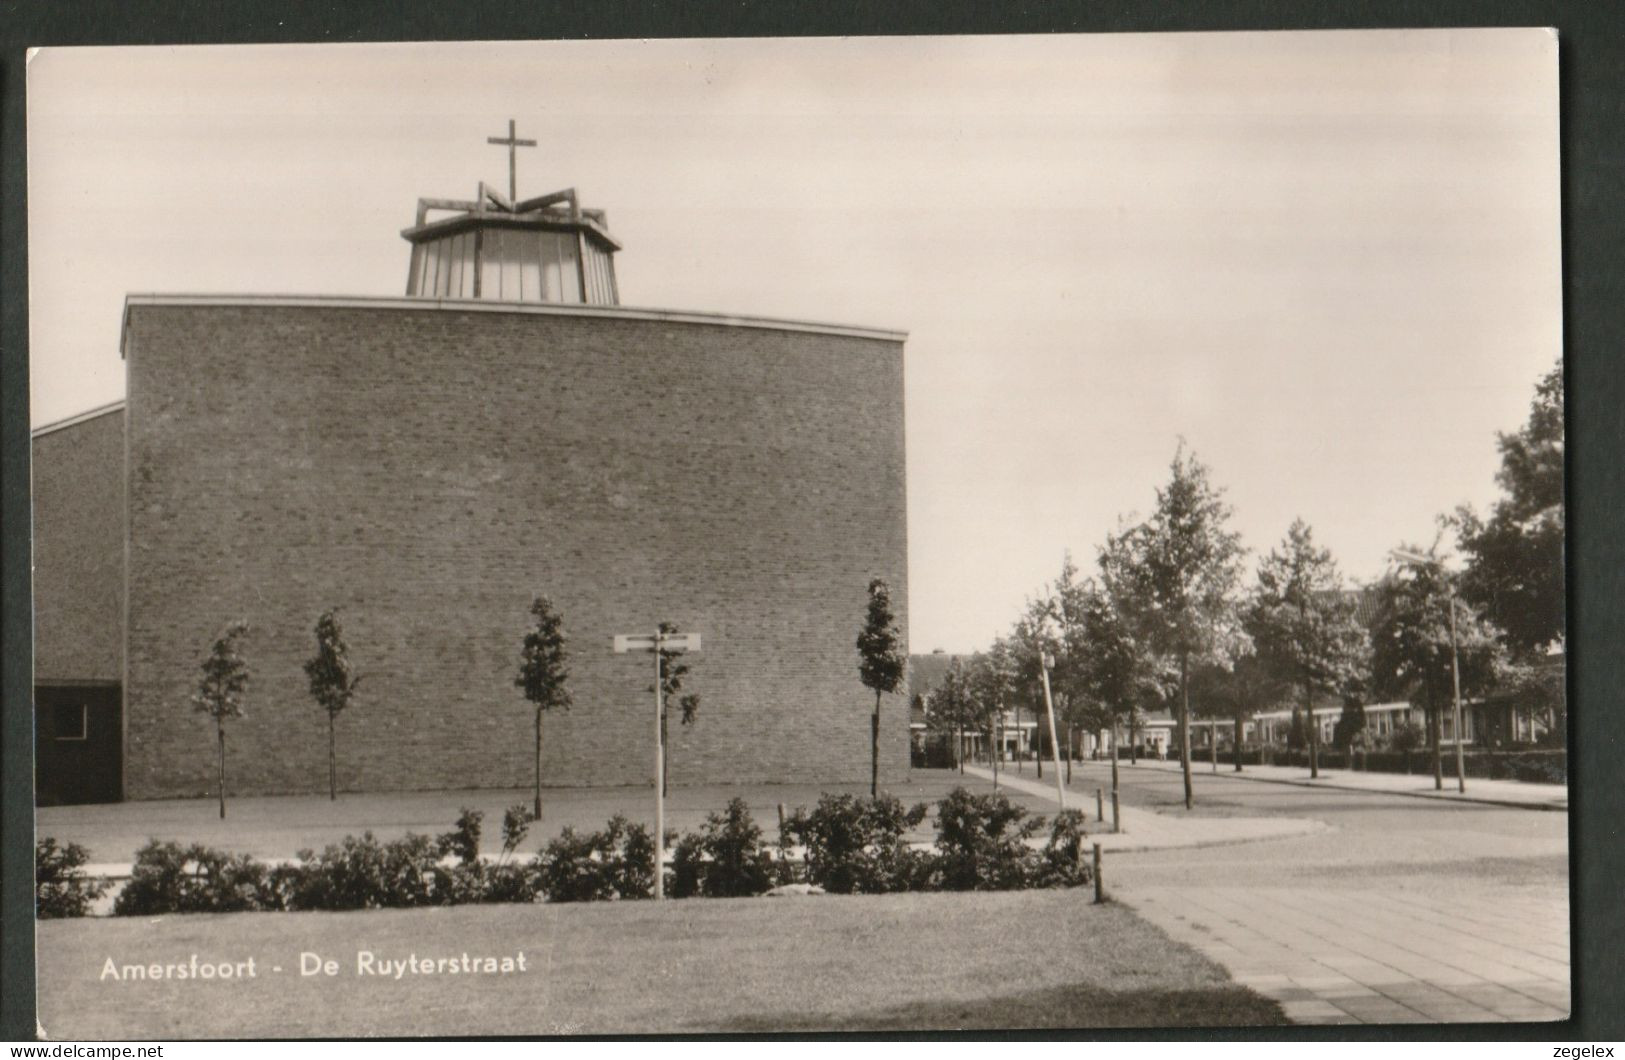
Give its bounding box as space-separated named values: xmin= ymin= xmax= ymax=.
xmin=33 ymin=407 xmax=125 ymax=684
xmin=123 ymin=303 xmax=908 ymax=798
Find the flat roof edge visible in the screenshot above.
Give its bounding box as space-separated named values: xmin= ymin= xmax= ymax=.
xmin=119 ymin=294 xmax=908 ymax=348
xmin=31 ymin=399 xmax=126 ymax=439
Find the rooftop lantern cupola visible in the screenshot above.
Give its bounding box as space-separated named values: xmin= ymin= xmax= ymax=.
xmin=402 ymin=120 xmax=620 ymax=305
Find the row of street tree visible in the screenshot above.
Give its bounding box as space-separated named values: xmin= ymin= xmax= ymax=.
xmin=189 ymin=364 xmax=1560 ymax=816
xmin=919 ymin=362 xmax=1565 ymax=808
xmin=192 ymin=600 xmax=700 ymax=820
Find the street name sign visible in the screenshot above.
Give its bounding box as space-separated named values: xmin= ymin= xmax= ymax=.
xmin=613 ymin=627 xmax=702 ymax=901
xmin=614 ymin=632 xmax=701 ymax=653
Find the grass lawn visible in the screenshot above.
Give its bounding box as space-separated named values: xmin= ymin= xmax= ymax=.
xmin=989 ymin=758 xmax=1281 ymax=821
xmin=38 ymin=889 xmax=1285 ymax=1037
xmin=36 ymin=770 xmax=1059 ymax=865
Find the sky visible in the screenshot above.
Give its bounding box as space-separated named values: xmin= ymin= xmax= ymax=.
xmin=26 ymin=31 xmax=1562 ymax=654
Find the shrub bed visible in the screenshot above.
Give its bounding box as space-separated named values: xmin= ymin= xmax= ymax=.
xmin=781 ymin=793 xmax=931 ymax=894
xmin=61 ymin=788 xmax=1095 ymax=916
xmin=933 ymin=791 xmax=1092 ymax=891
xmin=670 ymin=797 xmax=782 ymax=898
xmin=534 ymin=815 xmax=657 ymax=902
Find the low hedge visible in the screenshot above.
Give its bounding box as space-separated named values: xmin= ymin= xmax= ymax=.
xmin=64 ymin=788 xmax=1095 ymax=916
xmin=1211 ymin=747 xmax=1566 ymax=784
xmin=114 ymin=840 xmax=296 ymax=915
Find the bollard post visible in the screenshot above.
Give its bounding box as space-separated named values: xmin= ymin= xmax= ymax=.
xmin=1093 ymin=842 xmax=1104 ymax=904
xmin=1096 ymin=786 xmax=1104 ymax=823
xmin=1111 ymin=790 xmax=1121 ymax=834
xmin=777 ymin=802 xmax=786 ymax=830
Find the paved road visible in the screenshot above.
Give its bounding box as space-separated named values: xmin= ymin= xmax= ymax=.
xmin=1044 ymin=760 xmax=1570 ymax=1025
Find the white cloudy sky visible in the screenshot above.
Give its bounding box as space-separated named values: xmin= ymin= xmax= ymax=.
xmin=27 ymin=30 xmax=1561 ymax=653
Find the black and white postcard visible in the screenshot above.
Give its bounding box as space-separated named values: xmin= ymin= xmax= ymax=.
xmin=26 ymin=30 xmax=1565 ymax=1037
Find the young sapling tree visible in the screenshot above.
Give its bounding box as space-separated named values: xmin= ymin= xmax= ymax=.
xmin=856 ymin=577 xmax=906 ymax=797
xmin=515 ymin=596 xmax=572 ymax=819
xmin=303 ymin=608 xmax=363 ymax=800
xmin=192 ymin=620 xmax=251 ymax=820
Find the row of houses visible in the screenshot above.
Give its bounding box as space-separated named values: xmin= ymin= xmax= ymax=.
xmin=908 ymin=651 xmax=1556 ymax=763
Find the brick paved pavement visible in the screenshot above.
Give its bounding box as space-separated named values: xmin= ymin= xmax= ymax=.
xmin=1000 ymin=761 xmax=1569 ymax=1025
xmin=1129 ymin=885 xmax=1568 ymax=1023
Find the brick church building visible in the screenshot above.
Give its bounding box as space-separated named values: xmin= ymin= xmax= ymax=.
xmin=33 ymin=141 xmax=909 ymax=803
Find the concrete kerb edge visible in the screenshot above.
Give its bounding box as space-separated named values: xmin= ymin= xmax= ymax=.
xmin=963 ymin=765 xmax=1331 ymax=850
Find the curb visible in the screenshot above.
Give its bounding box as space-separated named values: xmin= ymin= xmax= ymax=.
xmin=1088 ymin=821 xmax=1333 ymax=856
xmin=963 ymin=766 xmax=1330 ymax=852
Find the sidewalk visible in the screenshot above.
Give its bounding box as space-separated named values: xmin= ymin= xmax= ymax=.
xmin=1119 ymin=758 xmax=1567 ymax=810
xmin=961 ymin=765 xmax=1327 ymax=853
xmin=1131 ymin=884 xmax=1569 ymax=1024
xmin=990 ymin=757 xmax=1570 ymax=1025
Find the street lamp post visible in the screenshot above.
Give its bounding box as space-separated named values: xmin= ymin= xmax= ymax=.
xmin=1038 ymin=650 xmax=1067 ymax=810
xmin=1391 ymin=549 xmax=1467 ymax=794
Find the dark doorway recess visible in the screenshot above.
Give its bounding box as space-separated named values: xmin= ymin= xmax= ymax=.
xmin=35 ymin=683 xmax=121 ymax=805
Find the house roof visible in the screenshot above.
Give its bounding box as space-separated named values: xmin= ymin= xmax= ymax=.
xmin=1313 ymin=586 xmax=1384 ymax=628
xmin=1346 ymin=586 xmax=1385 ymax=627
xmin=908 ymin=652 xmax=974 ymax=702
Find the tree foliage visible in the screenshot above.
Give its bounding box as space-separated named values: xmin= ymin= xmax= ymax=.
xmin=1370 ymin=554 xmax=1504 ymax=708
xmin=656 ymin=621 xmax=701 ymax=727
xmin=1245 ymin=520 xmax=1368 ymax=774
xmin=515 ymin=596 xmax=571 ymax=818
xmin=1045 ymin=553 xmax=1103 ymax=740
xmin=1455 ymin=361 xmax=1564 ymax=660
xmin=857 ymin=577 xmax=906 ymax=795
xmin=1106 ymin=448 xmax=1246 ymax=670
xmin=303 ymin=608 xmax=362 ymax=800
xmin=193 ymin=620 xmax=252 ymax=725
xmin=1370 ymin=548 xmax=1506 ymax=783
xmin=857 ymin=577 xmax=906 ymax=695
xmin=655 ymin=621 xmax=701 ymax=796
xmin=1496 ymin=658 xmax=1567 ymax=746
xmin=1189 ymin=647 xmax=1285 ymax=746
xmin=1080 ymin=546 xmax=1165 ymax=741
xmin=971 ymin=638 xmax=1019 ymax=761
xmin=1100 ymin=447 xmax=1245 ymax=806
xmin=303 ymin=610 xmax=361 ymax=721
xmin=1006 ymin=595 xmax=1060 ymax=769
xmin=924 ymin=657 xmax=977 ymax=769
xmin=516 ymin=596 xmax=572 ymax=715
xmin=1332 ymin=698 xmax=1368 ymax=751
xmin=192 ymin=620 xmax=251 ymax=819
xmin=1247 ymin=522 xmax=1367 ymax=697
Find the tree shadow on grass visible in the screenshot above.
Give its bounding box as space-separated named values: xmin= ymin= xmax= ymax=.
xmin=714 ymin=983 xmax=1288 ymax=1032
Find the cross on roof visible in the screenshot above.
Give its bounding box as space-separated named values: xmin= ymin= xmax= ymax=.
xmin=486 ymin=119 xmax=538 ymax=204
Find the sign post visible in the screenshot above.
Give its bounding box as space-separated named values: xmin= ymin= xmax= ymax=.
xmin=614 ymin=630 xmax=701 ymax=899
